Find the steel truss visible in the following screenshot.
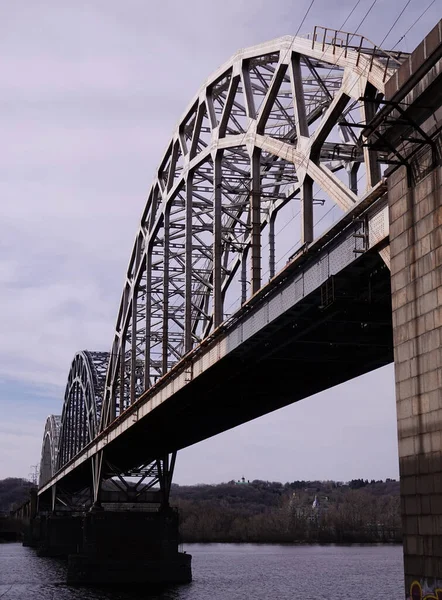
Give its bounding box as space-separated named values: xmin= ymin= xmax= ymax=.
xmin=39 ymin=415 xmax=61 ymax=487
xmin=99 ymin=28 xmax=406 ymax=428
xmin=56 ymin=351 xmax=109 ymax=469
xmin=104 ymin=454 xmax=176 ymax=509
xmin=38 ymin=27 xmax=407 ymax=499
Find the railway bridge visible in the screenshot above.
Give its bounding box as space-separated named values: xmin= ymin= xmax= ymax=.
xmin=20 ymin=21 xmax=442 ymax=596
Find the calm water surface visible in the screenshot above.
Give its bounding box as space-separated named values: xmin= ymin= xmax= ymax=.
xmin=0 ymin=542 xmax=404 ymax=599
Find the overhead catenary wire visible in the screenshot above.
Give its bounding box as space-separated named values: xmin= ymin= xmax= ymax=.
xmin=207 ymin=0 xmax=318 ymax=311
xmin=233 ymin=0 xmax=317 ymax=151
xmin=352 ymin=0 xmax=378 ymax=35
xmin=225 ymin=157 xmax=367 ymax=314
xmin=185 ymin=0 xmax=414 ymax=325
xmin=227 ymin=0 xmax=385 ymax=307
xmin=392 ymin=0 xmax=437 ymax=49
xmin=260 ymin=0 xmax=380 ymax=223
xmin=309 ymin=0 xmax=378 ymax=108
xmin=379 ymin=0 xmax=413 ymax=48
xmin=340 ymin=0 xmax=362 ymax=29
xmin=294 ymin=0 xmax=316 ymax=38
xmin=212 ymin=0 xmax=411 ymax=316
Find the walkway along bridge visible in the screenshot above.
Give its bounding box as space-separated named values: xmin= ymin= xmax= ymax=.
xmin=20 ymin=22 xmax=442 ymax=595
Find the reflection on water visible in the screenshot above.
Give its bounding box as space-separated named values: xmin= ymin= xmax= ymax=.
xmin=0 ymin=542 xmax=404 ymax=599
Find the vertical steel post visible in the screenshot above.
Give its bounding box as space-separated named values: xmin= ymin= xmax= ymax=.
xmin=68 ymin=391 xmax=74 ymax=460
xmin=144 ymin=247 xmax=152 ymax=391
xmin=65 ymin=394 xmax=70 ymax=461
xmin=51 ymin=484 xmax=56 ymax=512
xmin=130 ymin=293 xmax=137 ymax=405
xmin=302 ymin=175 xmax=314 ymax=245
xmin=162 ymin=209 xmax=170 ymax=376
xmin=292 ymin=51 xmax=314 ymax=245
xmin=349 ymin=162 xmax=359 ymax=195
xmin=185 ymin=174 xmax=193 ymax=352
xmin=242 ymin=61 xmax=256 ymax=120
xmin=119 ymin=286 xmax=128 ymax=414
xmin=157 ymin=452 xmax=177 ymax=508
xmin=213 ymin=153 xmax=223 ymax=327
xmin=291 ymin=54 xmax=309 ymax=140
xmin=361 ymin=83 xmax=381 ymax=189
xmin=110 ymin=339 xmax=118 ymax=422
xmin=269 ymin=213 xmax=276 ymax=279
xmin=130 ymin=237 xmax=141 ymax=404
xmin=241 ymin=251 xmax=247 ymax=304
xmin=74 ymin=386 xmax=80 ymax=456
xmin=250 ymin=149 xmax=261 ymax=295
xmin=78 ymin=385 xmax=84 ymax=449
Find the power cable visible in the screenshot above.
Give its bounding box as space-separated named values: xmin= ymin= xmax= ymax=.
xmin=340 ymin=0 xmax=362 ymax=29
xmin=353 ymin=0 xmax=378 ymax=34
xmin=379 ymin=0 xmax=412 ymax=48
xmin=197 ymin=0 xmax=395 ymax=320
xmin=223 ymin=0 xmax=433 ymax=321
xmin=307 ymin=0 xmax=378 ymax=125
xmin=259 ymin=0 xmax=376 ymax=233
xmin=205 ymin=0 xmax=318 ymax=313
xmin=230 ymin=0 xmax=379 ymax=299
xmin=294 ymin=0 xmax=316 ymax=38
xmin=392 ymin=0 xmax=437 ymax=49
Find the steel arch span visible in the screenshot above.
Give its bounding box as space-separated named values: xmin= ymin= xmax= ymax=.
xmin=99 ymin=28 xmax=405 ymax=429
xmin=57 ymin=351 xmax=109 ymax=470
xmin=36 ymin=27 xmax=408 ymax=497
xmin=39 ymin=415 xmax=61 ymax=487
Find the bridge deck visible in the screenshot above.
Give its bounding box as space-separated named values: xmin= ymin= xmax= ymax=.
xmin=40 ymin=185 xmax=391 ymax=496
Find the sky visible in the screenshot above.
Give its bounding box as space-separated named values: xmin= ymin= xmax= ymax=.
xmin=1 ymin=0 xmax=439 ymax=485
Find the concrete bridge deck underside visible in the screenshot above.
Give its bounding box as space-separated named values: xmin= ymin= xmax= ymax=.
xmin=42 ymin=242 xmax=393 ymax=497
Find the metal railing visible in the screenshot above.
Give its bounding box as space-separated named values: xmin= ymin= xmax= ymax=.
xmin=310 ymin=26 xmax=408 ymax=81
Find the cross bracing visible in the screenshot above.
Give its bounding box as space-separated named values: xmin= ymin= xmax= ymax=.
xmin=38 ymin=27 xmax=407 ymax=492
xmin=99 ymin=30 xmax=406 ymax=430
xmin=39 ymin=351 xmax=109 ymax=487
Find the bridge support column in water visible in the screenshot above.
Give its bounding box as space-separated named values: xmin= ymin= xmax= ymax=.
xmin=67 ymin=509 xmax=191 ymax=585
xmin=379 ymin=19 xmax=442 ymax=599
xmin=35 ymin=514 xmax=83 ymax=557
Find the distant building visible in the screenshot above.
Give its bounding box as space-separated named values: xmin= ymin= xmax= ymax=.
xmin=235 ymin=477 xmax=248 ymax=485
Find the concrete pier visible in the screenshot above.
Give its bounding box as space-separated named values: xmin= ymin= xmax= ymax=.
xmin=384 ymin=20 xmax=442 ymax=599
xmin=36 ymin=514 xmax=83 ymax=557
xmin=67 ymin=509 xmax=191 ymax=585
xmin=22 ymin=513 xmax=82 ymax=556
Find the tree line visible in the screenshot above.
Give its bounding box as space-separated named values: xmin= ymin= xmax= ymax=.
xmin=0 ymin=478 xmax=35 ymax=514
xmin=0 ymin=477 xmax=402 ymax=544
xmin=170 ymin=479 xmax=402 ymax=544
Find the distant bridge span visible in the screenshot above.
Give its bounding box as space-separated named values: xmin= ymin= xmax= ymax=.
xmin=39 ymin=28 xmax=404 ymax=501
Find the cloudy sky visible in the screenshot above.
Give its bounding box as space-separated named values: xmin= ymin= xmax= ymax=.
xmin=1 ymin=0 xmax=439 ymax=485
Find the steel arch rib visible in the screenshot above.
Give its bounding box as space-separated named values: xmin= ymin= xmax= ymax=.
xmin=39 ymin=415 xmax=61 ymax=487
xmin=89 ymin=33 xmax=406 ymax=430
xmin=57 ymin=351 xmax=109 ymax=471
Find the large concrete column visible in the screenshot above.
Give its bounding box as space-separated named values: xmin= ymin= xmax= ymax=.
xmin=36 ymin=514 xmax=82 ymax=557
xmin=389 ymin=159 xmax=442 ymax=597
xmin=377 ymin=20 xmax=442 ymax=598
xmin=67 ymin=509 xmax=191 ymax=585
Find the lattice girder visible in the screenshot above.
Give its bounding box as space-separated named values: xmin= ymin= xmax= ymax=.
xmin=39 ymin=415 xmax=61 ymax=487
xmin=99 ymin=31 xmax=407 ymax=428
xmin=57 ymin=351 xmax=109 ymax=469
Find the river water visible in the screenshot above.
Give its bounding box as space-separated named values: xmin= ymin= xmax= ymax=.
xmin=0 ymin=542 xmax=404 ymax=599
